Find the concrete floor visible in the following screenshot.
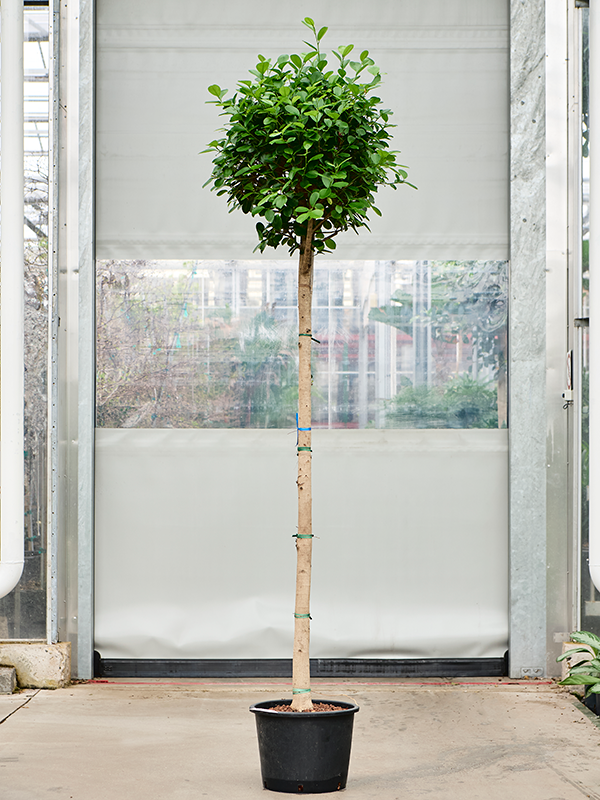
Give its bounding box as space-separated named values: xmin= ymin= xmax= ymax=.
xmin=1 ymin=677 xmax=600 ymax=799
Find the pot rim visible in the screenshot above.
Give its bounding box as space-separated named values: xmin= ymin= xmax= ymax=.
xmin=250 ymin=698 xmax=359 ymax=717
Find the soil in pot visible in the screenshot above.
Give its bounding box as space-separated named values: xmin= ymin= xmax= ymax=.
xmin=269 ymin=702 xmax=347 ymax=713
xmin=250 ymin=699 xmax=359 ymax=794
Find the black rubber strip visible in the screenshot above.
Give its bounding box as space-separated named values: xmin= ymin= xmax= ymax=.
xmin=94 ymin=653 xmax=508 ymax=679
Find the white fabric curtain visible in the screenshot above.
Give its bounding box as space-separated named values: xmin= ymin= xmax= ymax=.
xmin=96 ymin=0 xmax=509 ymax=261
xmin=95 ymin=429 xmax=508 ymax=660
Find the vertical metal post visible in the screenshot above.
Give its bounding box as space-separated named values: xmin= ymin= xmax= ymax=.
xmin=48 ymin=0 xmax=61 ymax=644
xmin=55 ymin=0 xmax=95 ymax=677
xmin=566 ymin=1 xmax=585 ymax=635
xmin=508 ymin=0 xmax=547 ymax=677
xmin=413 ymin=261 xmax=431 ymax=388
xmin=77 ymin=0 xmax=96 ymax=679
xmin=544 ymin=0 xmax=574 ymax=668
xmin=374 ymin=260 xmax=390 ymax=427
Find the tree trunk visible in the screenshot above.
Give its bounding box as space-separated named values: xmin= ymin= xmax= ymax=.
xmin=291 ymin=219 xmax=315 ymax=711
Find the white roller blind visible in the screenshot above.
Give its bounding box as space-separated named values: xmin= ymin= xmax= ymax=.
xmin=96 ymin=0 xmax=509 ymax=261
xmin=95 ymin=429 xmax=508 ymax=660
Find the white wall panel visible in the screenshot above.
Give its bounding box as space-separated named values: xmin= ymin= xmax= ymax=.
xmin=96 ymin=0 xmax=509 ymax=261
xmin=94 ymin=428 xmax=508 ymax=659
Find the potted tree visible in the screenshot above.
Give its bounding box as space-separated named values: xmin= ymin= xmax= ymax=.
xmin=203 ymin=18 xmax=414 ymax=792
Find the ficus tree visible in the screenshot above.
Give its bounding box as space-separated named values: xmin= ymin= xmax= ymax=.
xmin=203 ymin=18 xmax=414 ymax=710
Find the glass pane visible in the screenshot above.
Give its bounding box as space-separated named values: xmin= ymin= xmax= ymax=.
xmin=97 ymin=259 xmax=508 ymax=430
xmin=0 ymin=7 xmax=49 ymax=639
xmin=579 ymin=7 xmax=598 ymax=633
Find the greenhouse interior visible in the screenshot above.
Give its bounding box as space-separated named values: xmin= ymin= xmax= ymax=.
xmin=0 ymin=0 xmax=595 ymax=683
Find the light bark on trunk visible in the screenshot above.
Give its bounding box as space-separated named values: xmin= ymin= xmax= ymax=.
xmin=291 ymin=220 xmax=315 ymax=711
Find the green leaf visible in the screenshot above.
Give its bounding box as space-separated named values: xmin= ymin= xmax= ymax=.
xmin=372 ymin=206 xmax=382 ymax=216
xmin=588 ymin=682 xmax=600 ymax=694
xmin=285 ymin=105 xmax=300 ymax=116
xmin=341 ymin=44 xmax=354 ymax=57
xmin=264 ymin=208 xmax=275 ymax=223
xmin=303 ymin=17 xmax=315 ymax=29
xmin=310 ymin=191 xmax=320 ymax=207
xmin=317 ymin=26 xmax=328 ymax=41
xmin=325 ymin=239 xmax=336 ymax=249
xmin=559 ymin=675 xmax=600 ymax=685
xmin=568 ymin=665 xmax=600 ymax=676
xmin=321 ymin=175 xmax=332 ymax=188
xmin=571 ymin=631 xmax=600 ymax=651
xmin=290 ymin=54 xmax=303 ymax=69
xmin=360 ymin=50 xmax=369 ymax=60
xmin=208 ymin=84 xmax=222 ymax=98
xmin=274 ymin=195 xmax=287 ymax=209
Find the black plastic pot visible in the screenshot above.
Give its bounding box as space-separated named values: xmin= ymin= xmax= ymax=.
xmin=250 ymin=699 xmax=359 ymax=793
xmin=584 ymin=693 xmax=600 ymax=715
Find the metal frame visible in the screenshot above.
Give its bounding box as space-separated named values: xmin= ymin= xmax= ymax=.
xmin=53 ymin=0 xmax=573 ymax=678
xmin=48 ymin=0 xmax=60 ymax=644
xmin=588 ymin=0 xmax=600 ymax=600
xmin=567 ymin=0 xmax=586 ymax=634
xmin=544 ymin=0 xmax=572 ymax=670
xmin=76 ymin=0 xmax=96 ymax=682
xmin=55 ymin=0 xmax=95 ymax=678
